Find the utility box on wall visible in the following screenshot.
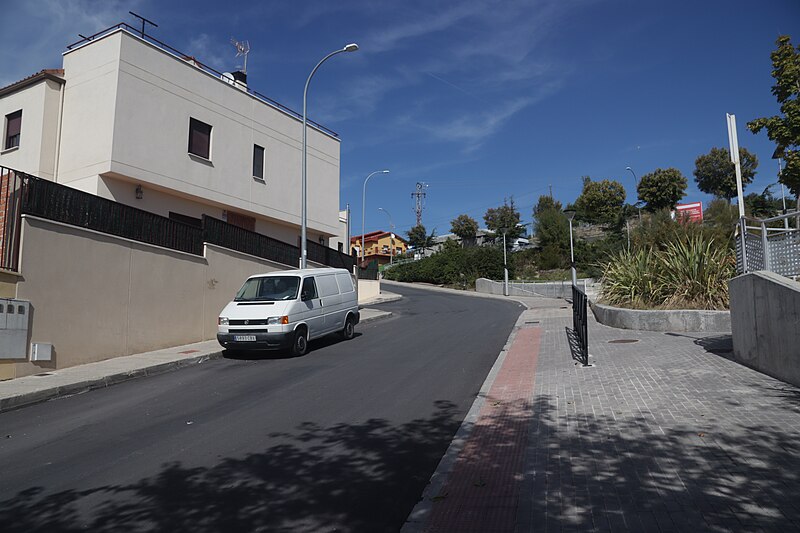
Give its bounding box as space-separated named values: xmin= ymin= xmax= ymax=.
xmin=0 ymin=299 xmax=30 ymax=360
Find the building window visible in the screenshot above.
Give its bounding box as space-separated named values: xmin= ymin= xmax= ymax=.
xmin=188 ymin=118 xmax=212 ymax=159
xmin=4 ymin=110 xmax=22 ymax=150
xmin=253 ymin=144 xmax=265 ymax=180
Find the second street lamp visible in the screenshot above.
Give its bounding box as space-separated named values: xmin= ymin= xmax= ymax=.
xmin=361 ymin=170 xmax=390 ymax=263
xmin=300 ymin=43 xmax=358 ymax=268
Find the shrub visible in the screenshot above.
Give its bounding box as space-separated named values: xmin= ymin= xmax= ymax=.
xmin=600 ymin=233 xmax=735 ymax=310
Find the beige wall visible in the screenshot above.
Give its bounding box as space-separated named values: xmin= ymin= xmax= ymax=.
xmin=0 ymin=78 xmax=62 ymax=179
xmin=4 ymin=216 xmax=302 ymax=379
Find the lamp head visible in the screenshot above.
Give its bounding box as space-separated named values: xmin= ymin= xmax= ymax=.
xmin=625 ymin=166 xmax=632 ymax=171
xmin=344 ymin=43 xmax=359 ymax=52
xmin=381 ymin=169 xmax=390 ymax=174
xmin=563 ymin=209 xmax=576 ymax=221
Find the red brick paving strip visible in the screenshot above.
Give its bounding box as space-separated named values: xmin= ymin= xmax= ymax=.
xmin=425 ymin=327 xmax=541 ymax=532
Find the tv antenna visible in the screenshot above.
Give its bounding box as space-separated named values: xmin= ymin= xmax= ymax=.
xmin=129 ymin=11 xmax=158 ymax=38
xmin=231 ymin=38 xmax=250 ymax=74
xmin=411 ymin=182 xmax=429 ymax=226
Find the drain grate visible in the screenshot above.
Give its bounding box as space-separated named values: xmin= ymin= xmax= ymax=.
xmin=525 ymin=320 xmax=540 ymax=325
xmin=608 ymin=339 xmax=639 ymax=344
xmin=34 ymin=373 xmax=54 ymax=377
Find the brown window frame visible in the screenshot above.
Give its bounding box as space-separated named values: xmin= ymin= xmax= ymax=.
xmin=5 ymin=110 xmax=22 ymax=150
xmin=253 ymin=144 xmax=265 ymax=180
xmin=188 ymin=117 xmax=212 ymax=160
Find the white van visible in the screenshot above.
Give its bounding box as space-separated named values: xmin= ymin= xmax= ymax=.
xmin=217 ymin=268 xmax=360 ymax=356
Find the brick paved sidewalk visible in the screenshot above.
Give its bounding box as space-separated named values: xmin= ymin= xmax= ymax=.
xmin=408 ymin=296 xmax=800 ymax=532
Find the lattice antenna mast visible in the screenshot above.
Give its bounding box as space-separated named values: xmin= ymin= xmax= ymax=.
xmin=411 ymin=182 xmax=429 ymax=226
xmin=231 ymin=38 xmax=250 ymax=74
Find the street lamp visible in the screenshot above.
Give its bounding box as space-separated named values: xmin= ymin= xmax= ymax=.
xmin=300 ymin=43 xmax=359 ymax=268
xmin=378 ymin=207 xmax=395 ymax=265
xmin=626 ymin=166 xmax=642 ymax=222
xmin=564 ymin=209 xmax=577 ymax=287
xmin=361 ymin=170 xmax=390 ymax=263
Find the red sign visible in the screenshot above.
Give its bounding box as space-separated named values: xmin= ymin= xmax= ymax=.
xmin=673 ymin=202 xmax=703 ymax=222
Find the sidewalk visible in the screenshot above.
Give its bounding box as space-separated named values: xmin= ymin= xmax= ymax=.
xmin=405 ymin=290 xmax=800 ymax=532
xmin=0 ymin=304 xmax=394 ymax=413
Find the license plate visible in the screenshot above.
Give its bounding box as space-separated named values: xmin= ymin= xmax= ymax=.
xmin=233 ymin=335 xmax=257 ymax=342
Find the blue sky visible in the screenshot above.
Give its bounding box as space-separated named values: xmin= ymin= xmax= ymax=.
xmin=1 ymin=0 xmax=798 ymax=237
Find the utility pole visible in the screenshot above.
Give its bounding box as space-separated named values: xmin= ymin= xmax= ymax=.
xmin=411 ymin=182 xmax=428 ymax=226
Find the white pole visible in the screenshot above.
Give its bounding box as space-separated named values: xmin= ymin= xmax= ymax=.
xmin=568 ymin=218 xmax=576 ymax=287
xmin=726 ymin=113 xmax=745 ymax=218
xmin=503 ymin=232 xmax=509 ymax=296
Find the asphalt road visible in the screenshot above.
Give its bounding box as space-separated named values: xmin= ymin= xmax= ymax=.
xmin=0 ymin=284 xmax=523 ymax=532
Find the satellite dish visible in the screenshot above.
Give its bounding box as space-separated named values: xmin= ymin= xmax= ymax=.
xmin=221 ymin=72 xmax=235 ymax=85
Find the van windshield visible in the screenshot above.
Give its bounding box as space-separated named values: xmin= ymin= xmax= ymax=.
xmin=235 ymin=276 xmax=300 ymax=302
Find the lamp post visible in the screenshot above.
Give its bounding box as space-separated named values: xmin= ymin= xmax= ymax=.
xmin=300 ymin=43 xmax=359 ymax=268
xmin=625 ymin=166 xmax=642 ymax=222
xmin=502 ymin=230 xmax=509 ymax=296
xmin=564 ymin=209 xmax=577 ymax=287
xmin=378 ymin=207 xmax=395 ymax=265
xmin=361 ymin=170 xmax=390 ymax=263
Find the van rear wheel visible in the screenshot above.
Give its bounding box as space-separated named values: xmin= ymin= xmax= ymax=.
xmin=342 ymin=316 xmax=356 ymax=340
xmin=292 ymin=328 xmax=308 ymax=356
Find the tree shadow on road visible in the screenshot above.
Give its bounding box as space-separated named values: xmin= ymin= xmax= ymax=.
xmin=0 ymin=400 xmax=462 ymax=533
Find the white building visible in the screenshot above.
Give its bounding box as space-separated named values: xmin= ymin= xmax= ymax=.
xmin=0 ymin=26 xmax=343 ymax=247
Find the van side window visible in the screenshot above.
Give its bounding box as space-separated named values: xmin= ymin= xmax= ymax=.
xmin=335 ymin=273 xmax=354 ymax=293
xmin=301 ymin=277 xmax=318 ymax=300
xmin=316 ymin=274 xmax=340 ymax=297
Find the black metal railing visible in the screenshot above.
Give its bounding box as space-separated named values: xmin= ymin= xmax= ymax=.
xmin=356 ymin=259 xmax=379 ymax=280
xmin=23 ymin=177 xmax=203 ymax=255
xmin=571 ymin=284 xmax=590 ymax=366
xmin=7 ymin=167 xmax=350 ymax=271
xmin=203 ymin=215 xmax=300 ymax=267
xmin=306 ymin=239 xmax=354 ymax=270
xmin=0 ymin=167 xmax=26 ymax=271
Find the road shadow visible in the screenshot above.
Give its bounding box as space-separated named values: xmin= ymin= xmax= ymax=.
xmin=664 ymin=332 xmax=734 ymax=359
xmin=0 ymin=400 xmax=461 ymax=533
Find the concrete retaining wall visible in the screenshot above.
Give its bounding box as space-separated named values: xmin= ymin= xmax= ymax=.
xmin=729 ymin=271 xmax=800 ymax=387
xmin=590 ymin=302 xmax=731 ymax=332
xmin=476 ymin=278 xmax=593 ymax=299
xmin=358 ymin=279 xmax=381 ymax=304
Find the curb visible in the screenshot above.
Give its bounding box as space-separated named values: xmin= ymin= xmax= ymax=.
xmin=0 ymin=351 xmax=223 ymax=414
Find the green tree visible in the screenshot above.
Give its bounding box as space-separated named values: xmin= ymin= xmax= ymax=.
xmin=573 ymin=178 xmax=626 ymax=225
xmin=637 ymin=168 xmax=688 ymax=212
xmin=484 ymin=197 xmax=524 ymax=242
xmin=747 ymin=35 xmax=800 ymax=210
xmin=450 ymin=214 xmax=479 ymax=246
xmin=407 ymin=224 xmax=435 ymax=254
xmin=534 ymin=207 xmax=570 ymax=269
xmin=693 ymin=147 xmax=758 ymax=201
xmin=533 ymin=194 xmax=562 ymax=216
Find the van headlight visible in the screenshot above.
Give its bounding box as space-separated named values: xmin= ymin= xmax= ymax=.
xmin=267 ymin=316 xmax=289 ymax=325
xmin=218 ymin=317 xmax=229 ymax=325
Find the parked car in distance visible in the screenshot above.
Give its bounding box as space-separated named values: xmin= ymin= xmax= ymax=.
xmin=217 ymin=268 xmax=359 ymax=356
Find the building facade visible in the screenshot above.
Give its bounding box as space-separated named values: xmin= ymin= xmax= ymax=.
xmin=351 ymin=230 xmax=408 ymax=265
xmin=0 ymin=26 xmax=344 ymax=248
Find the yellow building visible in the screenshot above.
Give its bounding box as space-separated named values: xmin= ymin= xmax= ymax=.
xmin=351 ymin=231 xmax=408 ymax=265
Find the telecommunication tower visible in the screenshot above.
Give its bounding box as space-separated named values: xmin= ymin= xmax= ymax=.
xmin=411 ymin=182 xmax=429 ymax=226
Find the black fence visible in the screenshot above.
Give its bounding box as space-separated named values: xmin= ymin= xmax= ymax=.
xmin=23 ymin=176 xmax=203 ymax=255
xmin=203 ymin=215 xmax=300 ymax=267
xmin=0 ymin=167 xmax=25 ymax=271
xmin=306 ymin=239 xmax=355 ymax=271
xmin=356 ymin=259 xmax=379 ymax=280
xmin=1 ymin=168 xmax=351 ymax=272
xmin=571 ymin=284 xmax=590 ymax=366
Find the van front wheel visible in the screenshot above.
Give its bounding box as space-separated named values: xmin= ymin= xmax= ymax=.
xmin=292 ymin=329 xmax=308 ymax=356
xmin=342 ymin=316 xmax=356 ymax=340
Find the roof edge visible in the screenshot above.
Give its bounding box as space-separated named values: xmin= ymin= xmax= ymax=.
xmin=0 ymin=69 xmax=65 ymax=99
